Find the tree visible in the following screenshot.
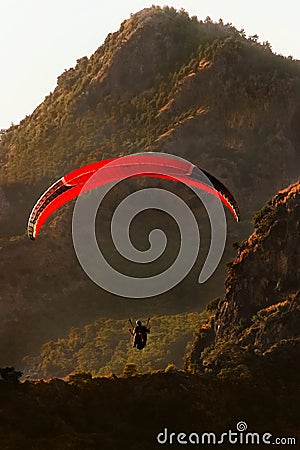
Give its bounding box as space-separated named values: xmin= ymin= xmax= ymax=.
xmin=123 ymin=363 xmax=137 ymax=377
xmin=0 ymin=367 xmax=22 ymax=383
xmin=249 ymin=34 xmax=259 ymax=43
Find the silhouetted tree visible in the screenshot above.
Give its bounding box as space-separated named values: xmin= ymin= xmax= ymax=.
xmin=0 ymin=367 xmax=22 ymax=383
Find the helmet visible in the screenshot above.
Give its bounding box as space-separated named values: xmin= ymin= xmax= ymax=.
xmin=136 ymin=320 xmax=142 ymax=326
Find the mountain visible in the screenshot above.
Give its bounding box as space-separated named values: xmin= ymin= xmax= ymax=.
xmin=186 ymin=181 xmax=300 ymax=380
xmin=0 ymin=5 xmax=300 ymax=366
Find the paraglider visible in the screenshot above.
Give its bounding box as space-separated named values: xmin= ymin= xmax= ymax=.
xmin=129 ymin=318 xmax=151 ymax=350
xmin=27 ymin=153 xmax=240 ymax=240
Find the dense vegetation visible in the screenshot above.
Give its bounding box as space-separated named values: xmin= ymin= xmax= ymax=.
xmin=0 ymin=369 xmax=298 ymax=450
xmin=23 ymin=311 xmax=211 ymax=378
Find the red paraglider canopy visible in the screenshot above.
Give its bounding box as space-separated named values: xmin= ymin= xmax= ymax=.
xmin=27 ymin=153 xmax=240 ymax=240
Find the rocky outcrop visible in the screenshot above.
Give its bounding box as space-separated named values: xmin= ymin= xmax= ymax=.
xmin=187 ymin=182 xmax=300 ymax=378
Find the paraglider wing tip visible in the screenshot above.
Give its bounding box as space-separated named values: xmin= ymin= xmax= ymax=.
xmin=27 ymin=223 xmax=35 ymax=240
xmin=234 ymin=205 xmax=241 ymax=222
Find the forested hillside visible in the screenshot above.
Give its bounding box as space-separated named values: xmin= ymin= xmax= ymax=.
xmin=0 ymin=5 xmax=299 ymax=371
xmin=23 ymin=311 xmax=211 ymax=378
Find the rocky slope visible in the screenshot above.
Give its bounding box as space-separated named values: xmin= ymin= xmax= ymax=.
xmin=187 ymin=181 xmax=300 ymax=379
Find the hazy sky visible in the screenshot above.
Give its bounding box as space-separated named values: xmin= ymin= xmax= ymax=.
xmin=1 ymin=0 xmax=299 ymax=130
